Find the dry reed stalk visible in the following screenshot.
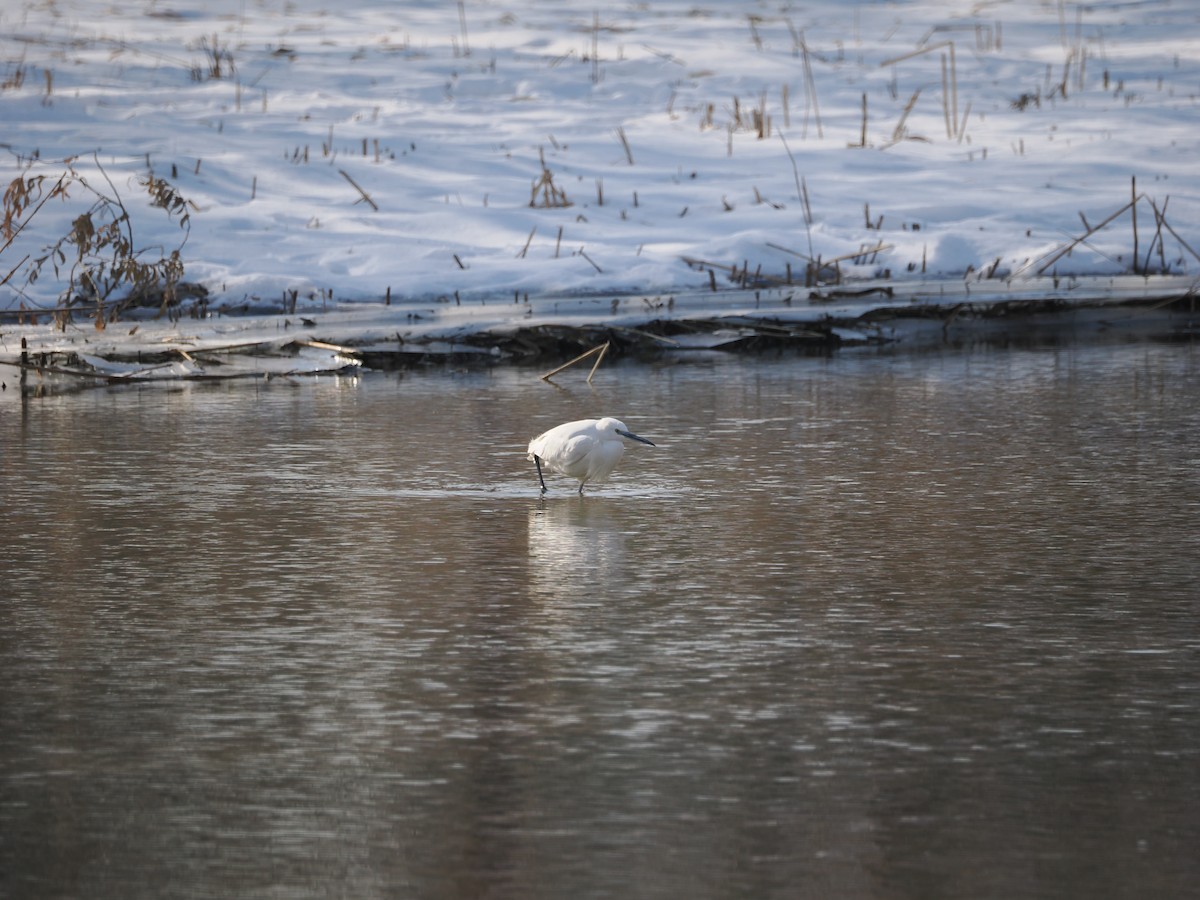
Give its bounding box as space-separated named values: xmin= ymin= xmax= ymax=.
xmin=940 ymin=53 xmax=952 ymax=138
xmin=457 ymin=1 xmax=470 ymax=57
xmin=956 ymin=100 xmax=972 ymax=144
xmin=1032 ymin=194 xmax=1143 ymax=275
xmin=1131 ymin=176 xmax=1139 ymax=274
xmin=617 ymin=127 xmax=634 ymax=164
xmin=950 ymin=45 xmax=959 ymax=135
xmin=777 ymin=135 xmax=816 ymax=256
xmin=1149 ymin=199 xmax=1200 ymax=266
xmin=748 ymin=15 xmax=763 ymax=50
xmin=591 ymin=12 xmax=599 ymax=85
xmin=517 ymin=226 xmax=536 ymax=258
xmin=339 ymin=169 xmax=378 ymax=210
xmin=799 ymin=38 xmax=823 ymax=138
xmin=530 ymin=166 xmax=570 ymax=208
xmin=1145 ymin=196 xmax=1168 ymax=273
xmin=540 ymin=341 xmax=609 ymax=382
xmin=823 ymin=242 xmax=891 ymax=267
xmin=882 ymin=41 xmax=959 ymax=140
xmin=892 ymin=88 xmax=922 ymax=142
xmin=587 ymin=343 xmax=609 ymax=382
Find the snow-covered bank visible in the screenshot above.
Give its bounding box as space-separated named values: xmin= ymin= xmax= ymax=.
xmin=3 ymin=0 xmax=1199 ymax=329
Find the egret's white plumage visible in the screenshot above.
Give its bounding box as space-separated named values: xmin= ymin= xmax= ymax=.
xmin=527 ymin=416 xmax=655 ymax=493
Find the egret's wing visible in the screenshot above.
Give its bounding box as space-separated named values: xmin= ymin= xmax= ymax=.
xmin=553 ymin=434 xmax=595 ymax=469
xmin=528 ymin=419 xmax=587 ymax=460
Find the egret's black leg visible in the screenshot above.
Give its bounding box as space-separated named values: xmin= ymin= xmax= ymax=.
xmin=534 ymin=455 xmax=548 ymax=493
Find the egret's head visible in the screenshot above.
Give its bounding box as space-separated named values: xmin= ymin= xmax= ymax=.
xmin=602 ymin=417 xmax=655 ymax=447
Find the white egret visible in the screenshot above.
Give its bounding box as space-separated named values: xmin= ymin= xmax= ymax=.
xmin=527 ymin=416 xmax=655 ymax=494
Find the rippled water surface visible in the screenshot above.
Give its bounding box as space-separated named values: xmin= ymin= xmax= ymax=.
xmin=3 ymin=340 xmax=1199 ymax=899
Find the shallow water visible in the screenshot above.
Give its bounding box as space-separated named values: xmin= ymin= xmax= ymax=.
xmin=2 ymin=340 xmax=1199 ymax=899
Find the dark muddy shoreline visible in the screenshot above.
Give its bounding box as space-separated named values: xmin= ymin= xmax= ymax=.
xmin=3 ymin=277 xmax=1198 ymax=387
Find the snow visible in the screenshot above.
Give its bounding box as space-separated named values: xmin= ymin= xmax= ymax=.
xmin=2 ymin=0 xmax=1199 ymax=347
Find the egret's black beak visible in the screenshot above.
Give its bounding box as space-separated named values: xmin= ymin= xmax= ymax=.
xmin=616 ymin=429 xmax=655 ymax=446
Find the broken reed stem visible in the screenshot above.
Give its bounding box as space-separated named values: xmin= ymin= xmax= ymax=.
xmin=1035 ymin=193 xmax=1144 ymax=274
xmin=893 ymin=88 xmax=922 ymax=142
xmin=579 ymin=248 xmax=602 ymax=273
xmin=956 ymin=99 xmax=972 ymax=144
xmin=540 ymin=341 xmax=609 ymax=381
xmin=1146 ymin=195 xmax=1168 ymax=273
xmin=555 ymin=226 xmax=563 ymax=258
xmin=1150 ymin=198 xmax=1200 ymax=266
xmin=517 ymin=225 xmax=537 ymax=258
xmin=616 ymin=126 xmax=634 ymax=164
xmin=338 ymin=168 xmax=379 ymax=210
xmin=586 ymin=341 xmax=609 ymax=383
